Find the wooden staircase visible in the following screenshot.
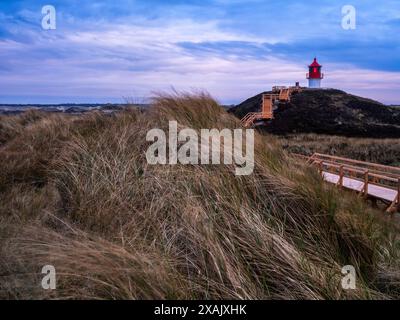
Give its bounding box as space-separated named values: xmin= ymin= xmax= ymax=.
xmin=240 ymin=85 xmax=302 ymax=128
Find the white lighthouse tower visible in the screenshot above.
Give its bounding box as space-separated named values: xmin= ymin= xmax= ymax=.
xmin=306 ymin=57 xmax=324 ymax=88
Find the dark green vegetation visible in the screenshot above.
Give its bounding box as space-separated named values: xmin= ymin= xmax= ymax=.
xmin=1 ymin=93 xmax=400 ymax=299
xmin=229 ymin=89 xmax=400 ymax=138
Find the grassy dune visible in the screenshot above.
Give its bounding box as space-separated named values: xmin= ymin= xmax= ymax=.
xmin=279 ymin=134 xmax=400 ymax=167
xmin=1 ymin=93 xmax=400 ymax=299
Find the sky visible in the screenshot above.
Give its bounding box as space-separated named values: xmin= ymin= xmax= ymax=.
xmin=0 ymin=0 xmax=399 ymax=105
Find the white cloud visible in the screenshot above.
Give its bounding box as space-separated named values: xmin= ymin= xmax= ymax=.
xmin=1 ymin=13 xmax=400 ymax=104
xmin=67 ymin=20 xmax=266 ymax=46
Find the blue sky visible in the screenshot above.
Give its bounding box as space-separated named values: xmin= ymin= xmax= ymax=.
xmin=0 ymin=0 xmax=399 ymax=104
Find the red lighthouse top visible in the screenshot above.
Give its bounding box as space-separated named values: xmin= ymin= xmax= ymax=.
xmin=307 ymin=57 xmax=323 ymax=79
xmin=309 ymin=57 xmax=321 ymax=67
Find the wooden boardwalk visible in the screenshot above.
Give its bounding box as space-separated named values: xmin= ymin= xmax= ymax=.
xmin=293 ymin=153 xmax=400 ymax=213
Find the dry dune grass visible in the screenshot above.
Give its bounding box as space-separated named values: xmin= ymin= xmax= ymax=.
xmin=0 ymin=92 xmax=400 ymax=299
xmin=279 ymin=133 xmax=400 ymax=167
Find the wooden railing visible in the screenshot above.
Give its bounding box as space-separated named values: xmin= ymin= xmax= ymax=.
xmin=240 ymin=112 xmax=263 ymax=127
xmin=309 ymin=153 xmax=400 ymax=179
xmin=292 ymin=153 xmax=400 ymax=213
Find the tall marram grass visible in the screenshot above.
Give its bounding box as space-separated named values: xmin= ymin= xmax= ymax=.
xmin=1 ymin=92 xmax=400 ymax=299
xmin=279 ymin=133 xmax=400 ymax=167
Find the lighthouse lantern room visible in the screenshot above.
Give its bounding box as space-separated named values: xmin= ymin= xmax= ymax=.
xmin=307 ymin=57 xmax=324 ymax=88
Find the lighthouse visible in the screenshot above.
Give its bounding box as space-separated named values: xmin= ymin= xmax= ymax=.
xmin=307 ymin=57 xmax=324 ymax=88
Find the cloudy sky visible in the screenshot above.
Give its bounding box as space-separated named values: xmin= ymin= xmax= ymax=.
xmin=0 ymin=0 xmax=399 ymax=104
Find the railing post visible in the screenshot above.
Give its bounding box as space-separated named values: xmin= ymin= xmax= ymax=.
xmin=338 ymin=165 xmax=344 ymax=188
xmin=364 ymin=170 xmax=369 ymax=198
xmin=319 ymin=161 xmax=323 ymax=177
xmin=397 ymin=178 xmax=400 ymax=208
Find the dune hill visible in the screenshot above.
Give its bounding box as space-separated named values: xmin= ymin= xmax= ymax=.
xmin=229 ymin=89 xmax=400 ymax=138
